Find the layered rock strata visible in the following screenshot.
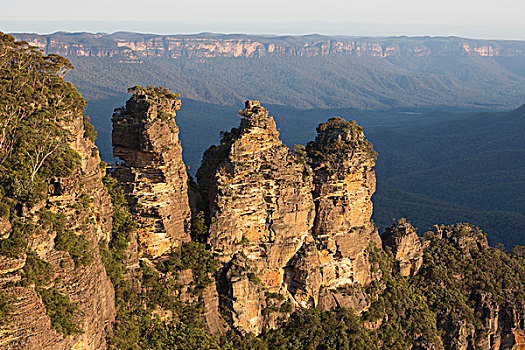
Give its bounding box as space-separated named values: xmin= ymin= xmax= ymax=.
xmin=15 ymin=33 xmax=525 ymax=60
xmin=306 ymin=117 xmax=381 ymax=290
xmin=197 ymin=101 xmax=316 ymax=334
xmin=112 ymin=87 xmax=191 ymax=258
xmin=0 ymin=107 xmax=115 ymax=349
xmin=198 ymin=103 xmax=383 ymax=334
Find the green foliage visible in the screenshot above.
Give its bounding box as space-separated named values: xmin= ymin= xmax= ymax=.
xmin=0 ymin=201 xmax=9 ymax=218
xmin=221 ymin=331 xmax=267 ymax=350
xmin=247 ymin=272 xmax=262 ymax=285
xmin=100 ymin=176 xmax=135 ymax=286
xmin=0 ymin=32 xmax=83 ymax=212
xmin=191 ymin=210 xmax=208 ymax=243
xmin=55 ymin=227 xmax=92 ymax=267
xmin=266 ymin=292 xmax=285 ymax=302
xmin=0 ymin=291 xmax=12 ymax=324
xmin=127 ymin=85 xmax=180 ymax=99
xmin=418 ymin=224 xmax=525 ymax=313
xmin=83 ymin=116 xmax=97 ymax=142
xmin=261 ymin=308 xmax=376 ymax=350
xmin=306 ymin=117 xmax=377 ymax=170
xmin=367 ymin=275 xmax=440 ymax=348
xmin=103 ymin=177 xmax=134 ymax=260
xmin=139 ymin=318 xmax=221 ymax=350
xmin=37 ymin=287 xmax=83 ymax=335
xmin=159 ymin=241 xmax=218 ymax=296
xmin=0 ymin=218 xmax=31 ymax=257
xmin=21 ymin=251 xmax=54 ymax=286
xmin=511 ymin=245 xmax=525 ymax=257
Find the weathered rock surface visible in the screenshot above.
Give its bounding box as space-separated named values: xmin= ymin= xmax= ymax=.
xmin=0 ymin=217 xmax=11 ymax=239
xmin=382 ymin=218 xmax=423 ymax=276
xmin=113 ymin=87 xmax=191 ymax=258
xmin=284 ymin=241 xmax=322 ymax=308
xmin=198 ymin=104 xmax=384 ymax=333
xmin=0 ymin=107 xmax=115 ymax=349
xmin=306 ymin=117 xmax=381 ymax=291
xmin=198 ymin=101 xmax=316 ymax=334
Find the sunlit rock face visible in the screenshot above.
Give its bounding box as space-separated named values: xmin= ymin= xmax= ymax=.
xmin=198 ymin=101 xmax=316 ymax=334
xmin=382 ymin=218 xmax=423 ymax=277
xmin=198 ymin=103 xmax=382 ymax=334
xmin=307 ymin=117 xmax=381 ymax=289
xmin=112 ymin=87 xmax=191 ymax=259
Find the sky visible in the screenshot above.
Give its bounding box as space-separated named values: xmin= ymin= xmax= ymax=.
xmin=1 ymin=0 xmax=525 ymax=40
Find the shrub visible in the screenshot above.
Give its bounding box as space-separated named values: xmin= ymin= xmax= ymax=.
xmin=0 ymin=292 xmax=12 ymax=324
xmin=55 ymin=229 xmax=92 ymax=267
xmin=37 ymin=287 xmax=82 ymax=335
xmin=21 ymin=251 xmax=54 ymax=286
xmin=83 ymin=116 xmax=97 ymax=142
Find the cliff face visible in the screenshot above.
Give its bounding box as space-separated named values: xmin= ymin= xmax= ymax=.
xmin=112 ymin=87 xmax=191 ymax=258
xmin=14 ymin=33 xmax=525 ymax=60
xmin=197 ymin=103 xmax=382 ymax=334
xmin=307 ymin=117 xmax=381 ymax=293
xmin=0 ymin=108 xmax=115 ymax=349
xmin=198 ymin=101 xmax=316 ymax=334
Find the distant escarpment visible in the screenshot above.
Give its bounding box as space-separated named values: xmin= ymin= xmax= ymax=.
xmin=13 ymin=32 xmax=525 ymax=61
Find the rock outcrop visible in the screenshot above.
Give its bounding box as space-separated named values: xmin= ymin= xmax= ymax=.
xmin=198 ymin=101 xmax=316 ymax=334
xmin=306 ymin=117 xmax=381 ymax=291
xmin=429 ymin=223 xmax=489 ymax=258
xmin=112 ymin=86 xmax=191 ymax=258
xmin=0 ymin=105 xmax=115 ymax=349
xmin=198 ymin=103 xmax=384 ymax=334
xmin=382 ymin=219 xmax=423 ymax=276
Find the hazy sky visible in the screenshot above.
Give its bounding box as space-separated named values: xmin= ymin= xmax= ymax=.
xmin=1 ymin=0 xmax=525 ymax=39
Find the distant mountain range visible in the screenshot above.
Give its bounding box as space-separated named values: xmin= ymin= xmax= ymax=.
xmin=12 ymin=32 xmax=525 ymax=111
xmin=13 ymin=32 xmax=525 ymax=59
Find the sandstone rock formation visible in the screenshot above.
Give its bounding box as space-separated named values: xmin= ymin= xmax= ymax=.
xmin=198 ymin=100 xmax=316 ymax=334
xmin=198 ymin=103 xmax=384 ymax=334
xmin=306 ymin=117 xmax=381 ymax=289
xmin=0 ymin=105 xmax=115 ymax=349
xmin=112 ymin=86 xmax=191 ymax=258
xmin=382 ymin=218 xmax=423 ymax=276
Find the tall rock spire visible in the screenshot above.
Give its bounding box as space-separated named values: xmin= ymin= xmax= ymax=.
xmin=306 ymin=117 xmax=381 ymax=291
xmin=197 ymin=100 xmax=316 ymax=334
xmin=112 ymin=86 xmax=191 ymax=258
